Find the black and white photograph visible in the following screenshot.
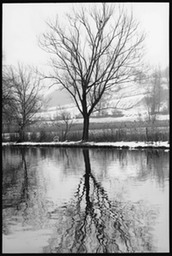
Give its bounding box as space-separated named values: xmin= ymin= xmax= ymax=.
xmin=2 ymin=2 xmax=169 ymax=253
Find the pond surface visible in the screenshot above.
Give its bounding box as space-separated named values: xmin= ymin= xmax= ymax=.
xmin=2 ymin=147 xmax=169 ymax=253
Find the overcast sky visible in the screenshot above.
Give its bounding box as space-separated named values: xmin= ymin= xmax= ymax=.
xmin=3 ymin=2 xmax=169 ymax=71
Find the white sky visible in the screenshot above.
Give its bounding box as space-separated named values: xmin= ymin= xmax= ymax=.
xmin=2 ymin=2 xmax=169 ymax=70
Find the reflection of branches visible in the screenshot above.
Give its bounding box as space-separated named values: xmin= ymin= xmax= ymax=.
xmin=146 ymin=150 xmax=166 ymax=186
xmin=3 ymin=148 xmax=50 ymax=238
xmin=131 ymin=150 xmax=168 ymax=188
xmin=2 ymin=149 xmax=30 ymax=236
xmin=19 ymin=150 xmax=30 ymax=222
xmin=49 ymin=149 xmax=157 ymax=253
xmin=3 ymin=149 xmax=29 ymax=210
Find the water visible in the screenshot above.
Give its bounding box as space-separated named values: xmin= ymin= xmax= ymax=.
xmin=2 ymin=147 xmax=169 ymax=253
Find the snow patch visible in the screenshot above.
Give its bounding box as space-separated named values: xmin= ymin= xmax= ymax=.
xmin=2 ymin=141 xmax=170 ymax=149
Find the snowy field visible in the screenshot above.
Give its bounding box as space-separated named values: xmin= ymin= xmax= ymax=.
xmin=33 ymin=81 xmax=169 ymax=124
xmin=79 ymin=114 xmax=169 ymax=124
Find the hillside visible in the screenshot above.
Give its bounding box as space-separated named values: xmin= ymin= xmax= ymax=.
xmin=43 ymin=88 xmax=73 ymax=107
xmin=39 ymin=79 xmax=169 ymax=122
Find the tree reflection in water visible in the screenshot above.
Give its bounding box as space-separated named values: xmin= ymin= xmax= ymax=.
xmin=3 ymin=148 xmax=30 ymax=236
xmin=45 ymin=149 xmax=158 ymax=253
xmin=3 ymin=148 xmax=48 ymax=236
xmin=3 ymin=149 xmax=29 ymax=210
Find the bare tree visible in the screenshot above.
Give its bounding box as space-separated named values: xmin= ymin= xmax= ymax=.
xmin=53 ymin=108 xmax=75 ymax=141
xmin=3 ymin=64 xmax=43 ymax=142
xmin=40 ymin=3 xmax=145 ymax=141
xmin=144 ymin=68 xmax=163 ymax=124
xmin=93 ymin=90 xmax=112 ymax=116
xmin=161 ymin=66 xmax=169 ymax=113
xmin=2 ymin=66 xmax=17 ymax=130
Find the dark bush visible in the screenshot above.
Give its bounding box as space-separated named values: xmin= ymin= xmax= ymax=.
xmin=112 ymin=109 xmax=124 ymax=118
xmin=30 ymin=132 xmax=40 ymax=142
xmin=160 ymin=107 xmax=169 ymax=115
xmin=67 ymin=131 xmax=82 ymax=141
xmin=39 ymin=130 xmax=54 ymax=142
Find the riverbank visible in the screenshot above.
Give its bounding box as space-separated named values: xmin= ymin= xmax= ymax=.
xmin=2 ymin=141 xmax=170 ymax=149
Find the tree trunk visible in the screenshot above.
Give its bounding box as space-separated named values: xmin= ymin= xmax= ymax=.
xmin=21 ymin=149 xmax=29 ymax=202
xmin=83 ymin=149 xmax=91 ymax=211
xmin=18 ymin=126 xmax=25 ymax=142
xmin=82 ymin=114 xmax=90 ymax=141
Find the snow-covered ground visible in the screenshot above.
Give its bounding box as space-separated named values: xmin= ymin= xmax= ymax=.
xmin=75 ymin=114 xmax=169 ymax=124
xmin=34 ymin=80 xmax=169 ymax=123
xmin=2 ymin=141 xmax=170 ymax=149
